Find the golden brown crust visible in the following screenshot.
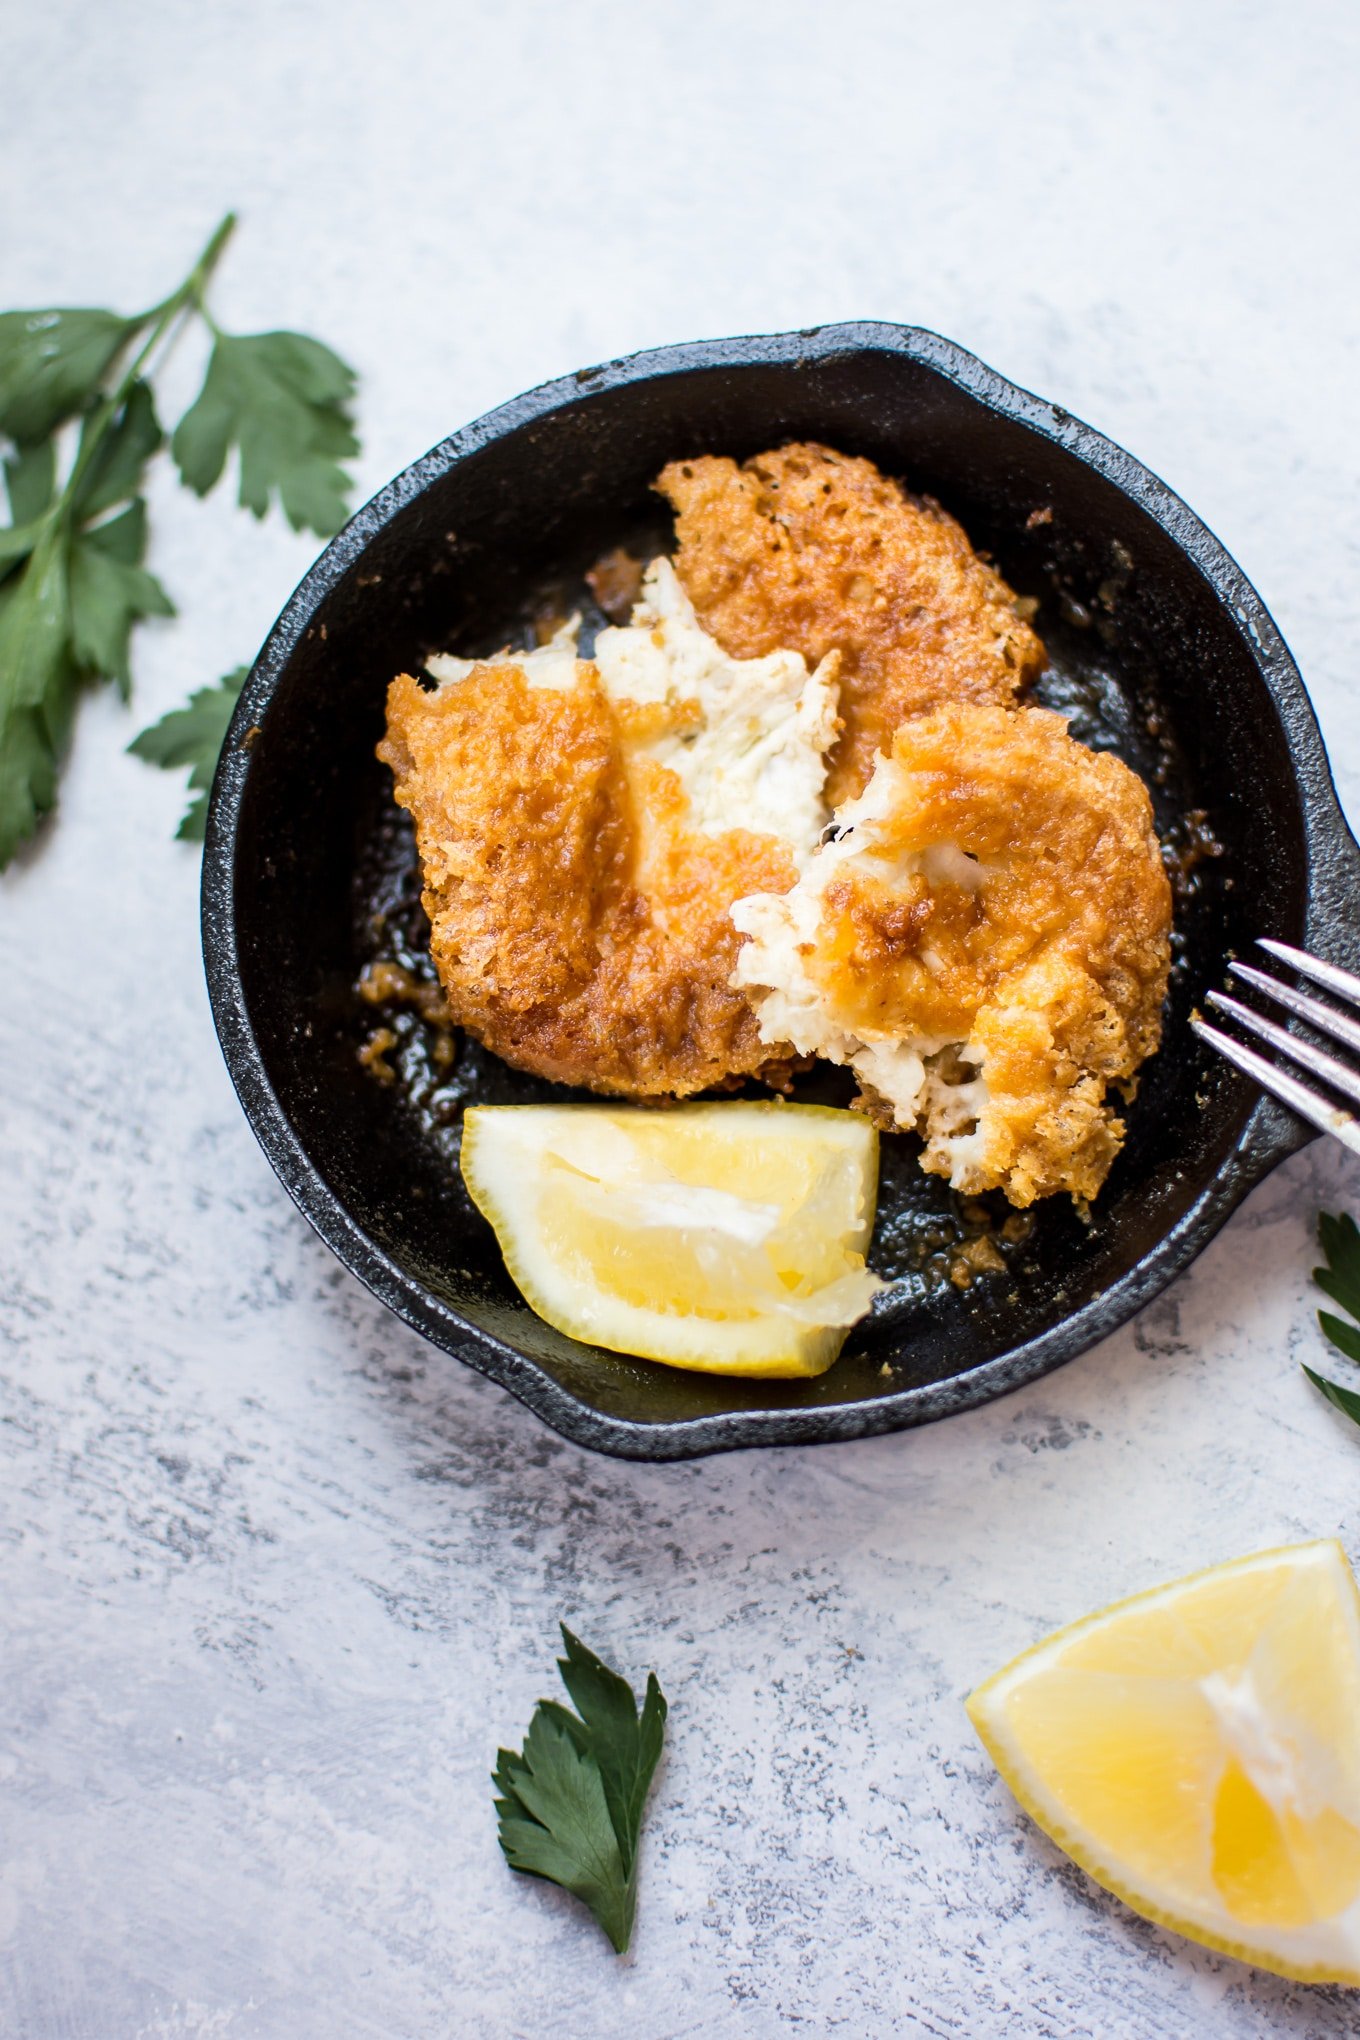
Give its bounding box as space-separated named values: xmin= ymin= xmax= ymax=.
xmin=379 ymin=662 xmax=799 ymax=1097
xmin=816 ymin=709 xmax=1168 ymax=1057
xmin=836 ymin=705 xmax=1170 ymax=1202
xmin=733 ymin=702 xmax=1172 ymax=1206
xmin=658 ymin=442 xmax=1045 ymax=808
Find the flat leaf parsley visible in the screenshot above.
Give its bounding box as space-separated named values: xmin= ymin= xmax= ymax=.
xmin=0 ymin=214 xmax=359 ymax=866
xmin=172 ymin=330 xmax=357 ymax=535
xmin=494 ymin=1626 xmax=668 ymax=1952
xmin=1307 ymin=1210 xmax=1360 ymax=1429
xmin=127 ymin=667 xmax=248 ymax=840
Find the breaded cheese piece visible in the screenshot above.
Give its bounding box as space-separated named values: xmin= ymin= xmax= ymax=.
xmin=731 ymin=702 xmax=1172 ymax=1207
xmin=593 ymin=558 xmax=839 ymax=866
xmin=379 ymin=561 xmax=840 ymax=1099
xmin=658 ymin=442 xmax=1046 ymax=809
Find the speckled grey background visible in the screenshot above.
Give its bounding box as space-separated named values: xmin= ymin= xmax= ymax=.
xmin=5 ymin=2 xmax=1360 ymax=2033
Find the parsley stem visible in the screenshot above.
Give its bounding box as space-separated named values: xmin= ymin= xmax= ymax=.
xmin=136 ymin=212 xmax=238 ymax=326
xmin=59 ymin=213 xmax=238 ymax=531
xmin=183 ymin=212 xmax=238 ymax=313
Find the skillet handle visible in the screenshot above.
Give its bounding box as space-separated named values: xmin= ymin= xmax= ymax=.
xmin=1308 ymin=805 xmax=1360 ymax=975
xmin=1231 ymin=1094 xmax=1317 ymax=1189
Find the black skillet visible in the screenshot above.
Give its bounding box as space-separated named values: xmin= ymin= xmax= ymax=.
xmin=200 ymin=322 xmax=1360 ymax=1460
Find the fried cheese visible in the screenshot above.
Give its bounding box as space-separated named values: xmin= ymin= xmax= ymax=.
xmin=731 ymin=703 xmax=1172 ymax=1207
xmin=658 ymin=441 xmax=1046 ymax=808
xmin=379 ymin=561 xmax=839 ymax=1098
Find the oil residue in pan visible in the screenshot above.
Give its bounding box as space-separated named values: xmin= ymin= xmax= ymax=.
xmin=346 ymin=531 xmax=1223 ymax=1328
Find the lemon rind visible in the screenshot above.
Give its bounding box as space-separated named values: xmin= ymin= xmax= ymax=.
xmin=966 ymin=1540 xmax=1360 ymax=1984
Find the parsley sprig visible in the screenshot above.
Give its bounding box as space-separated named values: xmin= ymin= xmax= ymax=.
xmin=1307 ymin=1211 xmax=1360 ymax=1428
xmin=127 ymin=666 xmax=248 ymax=840
xmin=0 ymin=215 xmax=358 ymax=866
xmin=495 ymin=1626 xmax=668 ymax=1953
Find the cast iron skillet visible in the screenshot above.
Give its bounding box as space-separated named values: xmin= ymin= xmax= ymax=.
xmin=201 ymin=322 xmax=1360 ymax=1460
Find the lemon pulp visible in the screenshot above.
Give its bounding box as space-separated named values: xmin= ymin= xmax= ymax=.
xmin=459 ymin=1101 xmax=883 ymax=1377
xmin=967 ymin=1540 xmax=1360 ymax=1983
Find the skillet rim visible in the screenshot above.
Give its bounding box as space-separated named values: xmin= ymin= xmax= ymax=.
xmin=201 ymin=320 xmax=1360 ymax=1461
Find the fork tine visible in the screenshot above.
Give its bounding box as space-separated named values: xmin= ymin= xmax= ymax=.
xmin=1206 ymin=990 xmax=1360 ymax=1111
xmin=1257 ymin=938 xmax=1360 ymax=1012
xmin=1228 ymin=960 xmax=1360 ymax=1059
xmin=1191 ymin=1017 xmax=1360 ymax=1157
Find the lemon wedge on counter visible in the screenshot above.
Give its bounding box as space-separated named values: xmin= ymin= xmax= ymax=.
xmin=967 ymin=1540 xmax=1360 ymax=1983
xmin=460 ymin=1101 xmax=883 ymax=1377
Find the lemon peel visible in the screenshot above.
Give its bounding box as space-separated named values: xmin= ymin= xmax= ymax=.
xmin=968 ymin=1540 xmax=1360 ymax=1984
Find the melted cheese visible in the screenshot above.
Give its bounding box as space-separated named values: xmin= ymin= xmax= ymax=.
xmin=425 ymin=558 xmax=840 ymax=866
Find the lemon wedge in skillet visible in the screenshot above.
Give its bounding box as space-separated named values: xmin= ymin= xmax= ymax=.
xmin=459 ymin=1101 xmax=883 ymax=1377
xmin=967 ymin=1540 xmax=1360 ymax=1984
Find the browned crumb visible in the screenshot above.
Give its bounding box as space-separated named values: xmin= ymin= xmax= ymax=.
xmin=357 ymin=957 xmax=452 ymax=1026
xmin=357 ymin=1025 xmax=399 ymax=1083
xmin=378 ymin=660 xmax=800 ymax=1097
xmin=658 ymin=442 xmax=1046 ymax=808
xmin=948 ymin=1234 xmax=1008 ymax=1289
xmin=1162 ymin=806 xmax=1225 ymax=889
xmin=586 ymin=547 xmax=645 ymax=623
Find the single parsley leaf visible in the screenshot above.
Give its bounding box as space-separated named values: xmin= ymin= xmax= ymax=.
xmin=1315 ymin=1210 xmax=1360 ymax=1327
xmin=546 ymin=1626 xmax=668 ymax=1880
xmin=1303 ymin=1364 xmax=1360 ymax=1428
xmin=68 ymin=501 xmax=175 ymax=698
xmin=0 ymin=517 xmax=44 ymax=580
xmin=0 ymin=309 xmax=135 ymax=444
xmin=73 ymin=380 xmax=163 ymax=520
xmin=0 ymin=708 xmax=61 ymax=868
xmin=0 ymin=539 xmax=70 ymax=721
xmin=1307 ymin=1212 xmax=1360 ymax=1431
xmin=1318 ymin=1310 xmax=1360 ymax=1368
xmin=0 ymin=546 xmax=77 ymax=864
xmin=0 ymin=384 xmax=167 ymax=855
xmin=128 ymin=665 xmax=247 ymax=839
xmin=0 ymin=498 xmax=172 ymax=854
xmin=495 ymin=1627 xmax=667 ymax=1952
xmin=6 ymin=439 xmax=56 ymax=525
xmin=496 ymin=1715 xmax=633 ymax=1953
xmin=172 ymin=330 xmax=358 ymax=535
xmin=1 ymin=444 xmax=57 ymax=585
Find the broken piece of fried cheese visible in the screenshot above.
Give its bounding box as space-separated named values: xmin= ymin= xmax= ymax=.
xmin=732 ymin=702 xmax=1172 ymax=1208
xmin=658 ymin=441 xmax=1046 ymax=809
xmin=379 ymin=557 xmax=841 ymax=1100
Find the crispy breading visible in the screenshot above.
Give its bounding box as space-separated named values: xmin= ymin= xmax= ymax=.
xmin=658 ymin=442 xmax=1046 ymax=807
xmin=379 ymin=661 xmax=803 ymax=1097
xmin=731 ymin=703 xmax=1172 ymax=1206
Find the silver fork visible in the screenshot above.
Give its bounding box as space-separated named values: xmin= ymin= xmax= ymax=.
xmin=1192 ymin=940 xmax=1360 ymax=1157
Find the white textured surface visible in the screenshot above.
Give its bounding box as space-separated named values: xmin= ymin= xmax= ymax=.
xmin=4 ymin=2 xmax=1360 ymax=2032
